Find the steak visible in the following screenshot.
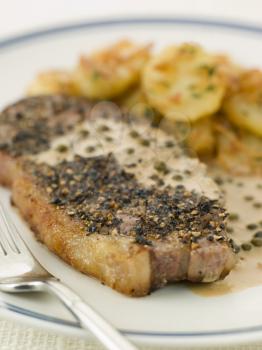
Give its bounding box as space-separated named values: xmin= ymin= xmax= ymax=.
xmin=0 ymin=95 xmax=91 ymax=186
xmin=0 ymin=95 xmax=238 ymax=296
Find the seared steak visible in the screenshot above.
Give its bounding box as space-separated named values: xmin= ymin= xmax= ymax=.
xmin=0 ymin=95 xmax=91 ymax=186
xmin=0 ymin=95 xmax=238 ymax=296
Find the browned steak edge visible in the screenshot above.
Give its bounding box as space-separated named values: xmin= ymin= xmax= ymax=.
xmin=11 ymin=165 xmax=237 ymax=296
xmin=12 ymin=168 xmax=154 ymax=296
xmin=0 ymin=151 xmax=18 ymax=187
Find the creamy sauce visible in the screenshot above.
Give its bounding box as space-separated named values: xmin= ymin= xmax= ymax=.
xmin=34 ymin=115 xmax=220 ymax=200
xmin=191 ymin=175 xmax=262 ymax=297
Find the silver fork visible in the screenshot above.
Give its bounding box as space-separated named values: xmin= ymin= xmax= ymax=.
xmin=0 ymin=202 xmax=137 ymax=350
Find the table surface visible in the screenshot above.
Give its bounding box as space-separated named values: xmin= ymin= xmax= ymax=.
xmin=0 ymin=1 xmax=262 ymax=349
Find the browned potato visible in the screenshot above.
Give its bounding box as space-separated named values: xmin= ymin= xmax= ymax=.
xmin=74 ymin=40 xmax=151 ymax=99
xmin=214 ymin=54 xmax=242 ymax=97
xmin=223 ymin=69 xmax=262 ymax=137
xmin=143 ymin=43 xmax=226 ymax=122
xmin=215 ymin=119 xmax=262 ymax=175
xmin=186 ymin=118 xmax=216 ymax=156
xmin=27 ymin=70 xmax=79 ymax=96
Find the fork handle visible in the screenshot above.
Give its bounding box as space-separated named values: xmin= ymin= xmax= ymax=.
xmin=44 ymin=279 xmax=137 ymax=350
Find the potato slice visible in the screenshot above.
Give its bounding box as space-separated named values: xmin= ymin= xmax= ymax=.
xmin=117 ymin=85 xmax=148 ymax=111
xmin=74 ymin=40 xmax=151 ymax=100
xmin=223 ymin=69 xmax=262 ymax=137
xmin=186 ymin=117 xmax=216 ymax=156
xmin=214 ymin=54 xmax=242 ymax=97
xmin=215 ymin=119 xmax=262 ymax=175
xmin=142 ymin=43 xmax=226 ymax=122
xmin=27 ymin=70 xmax=78 ymax=96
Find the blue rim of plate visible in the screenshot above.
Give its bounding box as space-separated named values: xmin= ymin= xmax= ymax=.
xmin=1 ymin=16 xmax=262 ymax=339
xmin=1 ymin=16 xmax=262 ymax=50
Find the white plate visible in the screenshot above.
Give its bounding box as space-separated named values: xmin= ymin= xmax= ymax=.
xmin=1 ymin=17 xmax=262 ymax=348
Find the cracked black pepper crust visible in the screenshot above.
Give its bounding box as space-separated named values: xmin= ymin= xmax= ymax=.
xmin=23 ymin=154 xmax=235 ymax=249
xmin=0 ymin=95 xmax=92 ymax=157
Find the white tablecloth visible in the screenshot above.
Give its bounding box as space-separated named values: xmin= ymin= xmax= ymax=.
xmin=1 ymin=319 xmax=262 ymax=350
xmin=1 ymin=0 xmax=262 ymax=348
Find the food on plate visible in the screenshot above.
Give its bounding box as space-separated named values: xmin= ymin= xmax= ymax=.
xmin=142 ymin=43 xmax=226 ymax=122
xmin=0 ymin=95 xmax=237 ymax=296
xmin=27 ymin=70 xmax=79 ymax=96
xmin=223 ymin=69 xmax=262 ymax=137
xmin=26 ymin=40 xmax=262 ymax=175
xmin=3 ymin=39 xmax=262 ymax=296
xmin=0 ymin=95 xmax=92 ymax=186
xmin=186 ymin=117 xmax=216 ymax=156
xmin=215 ymin=118 xmax=262 ymax=175
xmin=74 ymin=40 xmax=151 ymax=99
xmin=117 ymin=85 xmax=148 ymax=111
xmin=213 ymin=54 xmax=242 ymax=97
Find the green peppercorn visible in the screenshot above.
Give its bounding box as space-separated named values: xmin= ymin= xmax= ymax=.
xmin=98 ymin=125 xmax=110 ymax=132
xmin=129 ymin=130 xmax=139 ymax=138
xmin=241 ymin=243 xmax=252 ymax=251
xmin=244 ymin=195 xmax=254 ymax=201
xmin=154 ymin=161 xmax=170 ymax=175
xmin=86 ymin=146 xmax=95 ymax=153
xmin=253 ymin=202 xmax=262 ymax=209
xmin=126 ymin=148 xmax=135 ymax=155
xmin=246 ymin=223 xmax=258 ymax=230
xmin=214 ymin=176 xmax=224 ymax=186
xmin=56 ymin=144 xmax=68 ymax=153
xmin=254 ymin=231 xmax=262 ymax=238
xmin=165 ymin=141 xmax=175 ymax=148
xmin=78 ymin=129 xmax=89 ymax=138
xmin=228 ymin=213 xmax=239 ymax=221
xmin=140 ymin=139 xmax=150 ymax=147
xmin=172 ymin=174 xmax=183 ymax=181
xmin=227 ymin=226 xmax=234 ymax=233
xmin=251 ymin=237 xmax=262 ymax=247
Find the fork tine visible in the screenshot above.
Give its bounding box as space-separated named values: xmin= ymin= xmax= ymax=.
xmin=0 ymin=202 xmax=22 ymax=254
xmin=0 ymin=240 xmax=7 ymax=255
xmin=0 ymin=201 xmax=51 ymax=279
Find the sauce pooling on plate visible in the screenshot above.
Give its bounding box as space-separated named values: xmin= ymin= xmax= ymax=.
xmin=190 ymin=175 xmax=262 ymax=297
